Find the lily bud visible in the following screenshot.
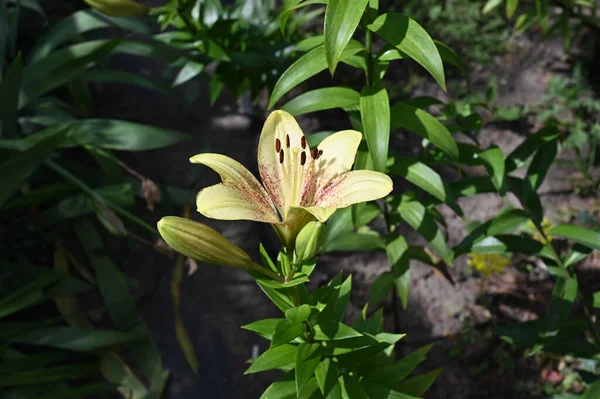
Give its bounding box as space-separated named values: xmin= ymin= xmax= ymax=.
xmin=294 ymin=221 xmax=323 ymax=263
xmin=84 ymin=0 xmax=148 ymax=17
xmin=157 ymin=217 xmax=251 ymax=269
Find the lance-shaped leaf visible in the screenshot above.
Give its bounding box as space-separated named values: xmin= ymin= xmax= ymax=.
xmin=368 ymin=12 xmax=445 ymax=90
xmin=281 ymin=87 xmax=360 ymax=116
xmin=324 ymin=0 xmax=369 ymax=74
xmin=360 ymin=86 xmax=390 ymax=173
xmin=269 ymin=42 xmax=363 ymax=108
xmin=391 ymin=103 xmax=458 ymax=160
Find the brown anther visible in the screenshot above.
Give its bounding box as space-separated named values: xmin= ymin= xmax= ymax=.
xmin=301 ymin=136 xmax=306 ymax=149
xmin=300 ymin=151 xmax=307 ymax=166
xmin=279 ymin=150 xmax=284 ymax=164
xmin=286 ymin=134 xmax=290 ymax=148
xmin=311 ymin=147 xmax=318 ymax=160
xmin=317 ymin=150 xmax=323 ymax=159
xmin=275 ymin=138 xmax=281 ymax=153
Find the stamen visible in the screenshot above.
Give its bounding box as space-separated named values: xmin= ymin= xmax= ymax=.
xmin=301 ymin=136 xmax=306 ymax=149
xmin=317 ymin=150 xmax=323 ymax=159
xmin=275 ymin=138 xmax=281 ymax=153
xmin=286 ymin=135 xmax=290 ymax=148
xmin=311 ymin=147 xmax=318 ymax=160
xmin=300 ymin=151 xmax=306 ymax=166
xmin=279 ymin=150 xmax=284 ymax=164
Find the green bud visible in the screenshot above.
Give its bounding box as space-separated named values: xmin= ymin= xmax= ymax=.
xmin=294 ymin=221 xmax=323 ymax=263
xmin=157 ymin=217 xmax=251 ymax=269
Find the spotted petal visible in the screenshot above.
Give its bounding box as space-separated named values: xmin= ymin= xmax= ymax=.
xmin=257 ymin=110 xmax=308 ymax=218
xmin=301 ymin=170 xmax=393 ymax=222
xmin=311 ymin=130 xmax=362 ymax=195
xmin=190 ymin=153 xmax=280 ymax=223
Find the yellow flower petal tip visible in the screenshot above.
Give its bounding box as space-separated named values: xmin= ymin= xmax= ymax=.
xmin=191 ymin=110 xmax=393 ymax=247
xmin=84 ymin=0 xmax=148 ymax=17
xmin=157 ymin=216 xmax=251 ymax=269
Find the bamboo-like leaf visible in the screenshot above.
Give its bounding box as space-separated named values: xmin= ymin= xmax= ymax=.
xmin=269 ymin=42 xmax=363 ymax=108
xmin=0 ymin=129 xmax=64 ymax=208
xmin=281 ymin=87 xmax=360 ymax=116
xmin=324 ymin=0 xmax=369 ymax=74
xmin=360 ymin=86 xmax=390 ymax=172
xmin=368 ymin=13 xmax=445 ymax=90
xmin=391 ymin=103 xmax=458 ymax=160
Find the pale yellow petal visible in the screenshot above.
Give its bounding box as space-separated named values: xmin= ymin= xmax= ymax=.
xmin=311 ymin=130 xmax=362 ymax=195
xmin=257 ymin=110 xmax=309 ymax=217
xmin=313 ymin=170 xmax=393 ymax=210
xmin=190 ymin=153 xmax=279 ymax=223
xmin=294 ymin=206 xmax=336 ymax=223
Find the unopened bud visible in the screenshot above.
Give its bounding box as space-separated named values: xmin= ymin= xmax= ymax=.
xmin=157 ymin=217 xmax=251 ymax=269
xmin=84 ymin=0 xmax=148 ymax=17
xmin=295 ymin=221 xmax=323 ymax=263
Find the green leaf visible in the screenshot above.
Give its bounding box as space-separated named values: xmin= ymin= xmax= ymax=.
xmin=388 ymin=157 xmax=446 ymax=202
xmin=0 ymin=128 xmax=64 ymax=208
xmin=434 ymin=40 xmax=470 ymax=89
xmin=245 ymin=344 xmax=298 ymax=374
xmin=15 ymin=119 xmax=188 ymax=151
xmin=0 ymin=364 xmax=98 ymax=387
xmin=269 ymin=42 xmax=363 ymax=108
xmin=526 ymin=140 xmax=557 ymax=191
xmin=272 ymin=320 xmax=304 ymax=348
xmin=506 ymin=126 xmax=559 ymax=172
xmin=360 ymin=86 xmax=390 ymax=173
xmin=368 ymin=13 xmax=445 ymax=90
xmin=391 ymin=104 xmax=458 ymax=160
xmin=0 ymin=55 xmax=21 ymax=138
xmin=83 ymin=69 xmax=191 ymax=109
xmin=398 ymin=198 xmax=453 ymax=264
xmin=363 ymin=344 xmax=433 ymax=386
xmin=549 ymin=225 xmax=600 ymax=251
xmin=314 ymin=322 xmax=362 ymax=340
xmin=582 ymin=380 xmax=600 ymax=399
xmin=477 ymin=146 xmax=505 ymax=192
xmin=281 ymin=87 xmax=360 ymax=116
xmin=28 ymin=9 xmax=149 ymax=63
xmin=256 ymin=281 xmax=295 ymax=312
xmin=506 ymin=0 xmax=519 ymax=19
xmin=260 ymin=371 xmax=320 ymax=399
xmin=74 ymin=220 xmax=165 ymax=382
xmin=324 ymin=0 xmax=369 ymax=74
xmin=385 ymin=235 xmax=410 ymax=308
xmin=20 ymin=40 xmax=122 ymax=108
xmin=172 ymin=59 xmax=204 ymax=87
xmin=285 ymin=305 xmax=312 ymax=326
xmin=362 ymin=382 xmax=420 ymax=398
xmin=323 ymin=230 xmax=385 ymax=253
xmin=280 ymin=1 xmax=327 ymax=36
xmin=394 ymin=368 xmax=442 ymax=397
xmin=482 ymin=0 xmax=503 ymax=14
xmin=9 ymin=326 xmax=142 ymax=352
xmin=315 ymin=358 xmax=342 ymax=398
xmin=242 ymin=318 xmax=284 ymax=340
xmin=296 ymin=343 xmax=322 ymax=395
xmin=370 ymin=272 xmax=394 ymax=306
xmin=469 ymin=234 xmax=544 ymax=255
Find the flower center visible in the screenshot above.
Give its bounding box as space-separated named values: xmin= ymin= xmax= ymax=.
xmin=274 ymin=134 xmax=322 ymax=216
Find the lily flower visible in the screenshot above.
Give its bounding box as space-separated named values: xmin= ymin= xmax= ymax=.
xmin=191 ymin=111 xmax=392 ymax=247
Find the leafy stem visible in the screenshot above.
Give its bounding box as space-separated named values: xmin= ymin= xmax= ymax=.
xmin=532 ymin=220 xmax=600 ymax=349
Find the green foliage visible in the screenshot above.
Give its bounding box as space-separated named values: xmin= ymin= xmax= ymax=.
xmin=400 ymin=0 xmax=512 ymax=65
xmin=0 ymin=1 xmax=197 ymax=397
